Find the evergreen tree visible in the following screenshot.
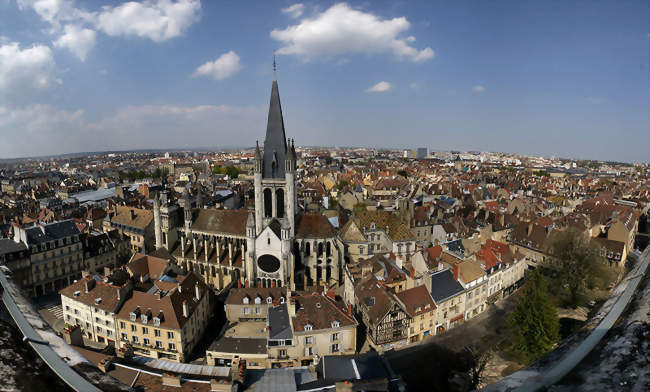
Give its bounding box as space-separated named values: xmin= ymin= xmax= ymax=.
xmin=508 ymin=270 xmax=560 ymax=362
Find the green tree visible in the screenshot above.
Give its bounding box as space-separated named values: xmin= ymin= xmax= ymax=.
xmin=336 ymin=179 xmax=349 ymax=191
xmin=508 ymin=271 xmax=560 ymax=362
xmin=546 ymin=229 xmax=608 ymax=307
xmin=353 ymin=202 xmax=367 ymax=213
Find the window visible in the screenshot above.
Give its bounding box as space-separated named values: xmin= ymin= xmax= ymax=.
xmin=154 ymin=329 xmax=161 ymax=337
xmin=254 ymin=297 xmax=261 ymax=305
xmin=121 ymin=332 xmax=127 ymax=340
xmin=142 ymin=327 xmax=149 ymax=335
xmin=279 ymin=349 xmax=287 ymax=357
xmin=331 ymin=344 xmax=339 ymax=353
xmin=131 ymin=325 xmax=136 ymax=332
xmin=331 ymin=321 xmax=339 ymax=328
xmin=156 ymin=340 xmax=163 ymax=348
xmin=168 ymin=342 xmax=176 ymax=351
xmin=242 ymin=297 xmax=249 ymax=304
xmin=305 ymin=336 xmax=313 ymax=345
xmin=266 ymin=297 xmax=272 ymax=304
xmin=332 ymin=333 xmax=339 ymax=341
xmin=242 ymin=307 xmax=250 ymax=315
xmin=132 ymin=336 xmax=138 ymax=343
xmin=167 ymin=331 xmax=174 ymax=339
xmin=305 ymin=347 xmax=313 ymax=356
xmin=304 ymin=324 xmax=312 ymax=331
xmin=254 ymin=307 xmax=262 ymax=315
xmin=144 ymin=338 xmax=150 ymax=346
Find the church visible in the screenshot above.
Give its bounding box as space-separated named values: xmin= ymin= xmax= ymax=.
xmin=161 ymin=72 xmax=343 ymax=292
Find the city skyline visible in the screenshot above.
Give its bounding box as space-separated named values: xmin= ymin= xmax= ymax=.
xmin=1 ymin=0 xmax=648 ymax=162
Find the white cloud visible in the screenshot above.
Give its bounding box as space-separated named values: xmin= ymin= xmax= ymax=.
xmin=282 ymin=3 xmax=304 ymax=18
xmin=270 ymin=3 xmax=434 ymax=62
xmin=0 ymin=42 xmax=56 ymax=94
xmin=366 ymin=81 xmax=392 ymax=93
xmin=53 ymin=24 xmax=96 ymax=61
xmin=0 ymin=103 xmax=265 ymax=158
xmin=16 ymin=0 xmax=94 ymax=30
xmin=473 ymin=85 xmax=485 ymax=93
xmin=96 ymin=0 xmax=201 ymax=42
xmin=192 ymin=51 xmax=241 ymax=80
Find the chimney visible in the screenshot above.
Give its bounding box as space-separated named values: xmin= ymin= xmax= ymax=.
xmin=244 ymin=279 xmax=249 ymax=288
xmin=409 ymin=267 xmax=415 ymax=279
xmin=116 ymin=288 xmax=121 ymax=301
xmin=347 ymin=303 xmax=352 ymax=315
xmin=182 ymin=300 xmax=189 ymax=318
xmin=130 ymin=209 xmax=136 ymax=221
xmin=195 ymin=283 xmax=201 ymax=301
xmin=453 ymin=264 xmax=459 ymax=281
xmin=237 ymin=280 xmax=242 ymax=288
xmin=84 ymin=278 xmax=95 ymax=293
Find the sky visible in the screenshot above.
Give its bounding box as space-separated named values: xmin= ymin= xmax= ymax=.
xmin=0 ymin=0 xmax=648 ymax=162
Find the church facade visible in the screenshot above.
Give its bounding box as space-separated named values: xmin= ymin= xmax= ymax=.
xmin=161 ymin=74 xmax=343 ymax=292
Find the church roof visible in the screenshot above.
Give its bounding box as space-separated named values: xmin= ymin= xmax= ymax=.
xmin=262 ymin=79 xmax=287 ymax=179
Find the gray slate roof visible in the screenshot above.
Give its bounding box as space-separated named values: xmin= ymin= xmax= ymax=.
xmin=24 ymin=220 xmax=80 ymax=245
xmin=430 ymin=269 xmax=465 ymax=303
xmin=0 ymin=238 xmax=28 ymax=255
xmin=268 ymin=303 xmax=293 ymax=340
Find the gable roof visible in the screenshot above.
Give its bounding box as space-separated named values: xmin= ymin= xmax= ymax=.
xmin=191 ymin=209 xmax=248 ymax=236
xmin=295 ymin=213 xmax=337 ymax=239
xmin=429 ymin=269 xmax=464 ymax=303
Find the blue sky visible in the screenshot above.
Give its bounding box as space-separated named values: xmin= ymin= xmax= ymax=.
xmin=0 ymin=0 xmax=648 ymax=162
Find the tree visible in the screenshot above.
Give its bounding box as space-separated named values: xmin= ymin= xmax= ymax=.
xmin=546 ymin=229 xmax=608 ymax=307
xmin=508 ymin=270 xmax=560 ymax=362
xmin=353 ymin=202 xmax=367 ymax=213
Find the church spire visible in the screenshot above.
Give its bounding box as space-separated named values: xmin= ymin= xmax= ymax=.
xmin=262 ymin=63 xmax=287 ymax=179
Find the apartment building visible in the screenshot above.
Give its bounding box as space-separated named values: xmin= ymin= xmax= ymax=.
xmin=224 ymin=286 xmax=287 ymax=323
xmin=105 ymin=206 xmax=154 ymax=253
xmin=395 ymin=285 xmax=437 ymax=343
xmin=59 ymin=275 xmax=131 ymax=345
xmin=12 ymin=220 xmax=84 ymax=296
xmin=115 ymin=272 xmax=210 ymax=362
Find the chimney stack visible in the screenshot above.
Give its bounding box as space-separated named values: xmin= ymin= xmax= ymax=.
xmin=182 ymin=300 xmax=189 ymax=318
xmin=453 ymin=263 xmax=459 ymax=281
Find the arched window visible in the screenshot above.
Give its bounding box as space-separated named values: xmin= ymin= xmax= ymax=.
xmin=318 ymin=242 xmax=323 ymax=257
xmin=305 ymin=242 xmax=311 ymax=256
xmin=264 ymin=188 xmax=272 ymax=218
xmin=326 ymin=242 xmax=331 ymax=257
xmin=276 ymin=189 xmax=285 ymax=218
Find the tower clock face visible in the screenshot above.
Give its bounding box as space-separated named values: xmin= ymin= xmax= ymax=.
xmin=257 ymin=254 xmax=281 ymax=273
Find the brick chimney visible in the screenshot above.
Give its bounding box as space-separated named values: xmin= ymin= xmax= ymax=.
xmin=453 ymin=264 xmax=459 ymax=281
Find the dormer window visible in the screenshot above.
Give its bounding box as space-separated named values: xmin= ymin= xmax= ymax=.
xmin=129 ymin=312 xmax=136 ymax=321
xmin=254 ymin=297 xmax=261 ymax=305
xmin=153 ymin=317 xmax=160 ymax=326
xmin=304 ymin=324 xmax=313 ymax=331
xmin=141 ymin=315 xmax=148 ymax=324
xmin=331 ymin=321 xmax=340 ymax=328
xmin=266 ymin=297 xmax=272 ymax=304
xmin=279 ymin=297 xmax=285 ymax=304
xmin=370 ymin=221 xmax=375 ymax=229
xmin=243 ymin=297 xmax=249 ymax=305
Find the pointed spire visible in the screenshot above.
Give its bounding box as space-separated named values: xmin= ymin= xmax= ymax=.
xmin=273 ymin=54 xmax=277 ymax=81
xmin=262 ymin=67 xmax=287 ymax=179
